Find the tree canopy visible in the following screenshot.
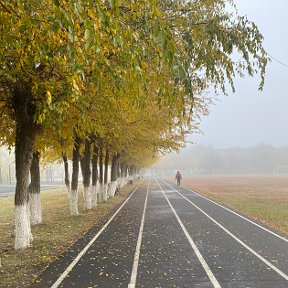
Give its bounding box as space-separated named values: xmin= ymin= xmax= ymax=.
xmin=0 ymin=0 xmax=268 ymax=249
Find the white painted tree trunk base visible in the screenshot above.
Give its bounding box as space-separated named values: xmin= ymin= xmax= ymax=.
xmin=83 ymin=186 xmax=92 ymax=210
xmin=119 ymin=177 xmax=126 ymax=188
xmin=117 ymin=178 xmax=123 ymax=189
xmin=106 ymin=183 xmax=110 ymax=199
xmin=134 ymin=173 xmax=139 ymax=180
xmin=98 ymin=183 xmax=103 ymax=202
xmin=109 ymin=181 xmax=118 ymax=198
xmin=103 ymin=184 xmax=108 ymax=201
xmin=29 ymin=193 xmax=42 ymax=225
xmin=91 ymin=185 xmax=97 ymax=208
xmin=26 ymin=204 xmax=33 ymax=241
xmin=69 ymin=190 xmax=79 ymax=216
xmin=15 ymin=204 xmax=32 ymax=250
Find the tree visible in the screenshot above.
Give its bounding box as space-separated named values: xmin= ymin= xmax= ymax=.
xmin=0 ymin=0 xmax=267 ymax=250
xmin=91 ymin=142 xmax=99 ymax=208
xmin=80 ymin=138 xmax=92 ymax=210
xmin=70 ymin=132 xmax=81 ymax=216
xmin=28 ymin=151 xmax=42 ymax=225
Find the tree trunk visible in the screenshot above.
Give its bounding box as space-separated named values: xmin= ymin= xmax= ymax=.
xmin=132 ymin=166 xmax=137 ymax=180
xmin=29 ymin=151 xmax=42 ymax=225
xmin=128 ymin=165 xmax=134 ymax=181
xmin=80 ymin=138 xmax=92 ymax=210
xmin=103 ymin=146 xmax=109 ymax=201
xmin=70 ymin=133 xmax=81 ymax=216
xmin=117 ymin=161 xmax=121 ymax=179
xmin=124 ymin=164 xmax=128 ymax=178
xmin=91 ymin=144 xmax=98 ymax=208
xmin=120 ymin=163 xmax=125 ymax=188
xmin=116 ymin=161 xmax=122 ymax=190
xmin=98 ymin=147 xmax=104 ymax=202
xmin=13 ymin=80 xmax=37 ymax=250
xmin=110 ymin=154 xmax=118 ymax=197
xmin=62 ymin=152 xmax=70 ymax=194
xmin=120 ymin=163 xmax=129 ymax=187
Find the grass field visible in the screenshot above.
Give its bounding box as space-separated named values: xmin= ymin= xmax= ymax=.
xmin=0 ymin=183 xmax=138 ymax=288
xmin=183 ymin=175 xmax=288 ymax=235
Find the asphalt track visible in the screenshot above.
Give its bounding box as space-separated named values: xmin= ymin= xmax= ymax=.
xmin=31 ymin=179 xmax=288 ymax=288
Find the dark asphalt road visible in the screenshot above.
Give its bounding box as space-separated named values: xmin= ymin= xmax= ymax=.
xmin=31 ymin=179 xmax=288 ymax=288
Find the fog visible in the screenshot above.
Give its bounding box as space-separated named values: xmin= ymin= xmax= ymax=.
xmin=152 ymin=145 xmax=288 ymax=175
xmin=154 ymin=1 xmax=288 ymax=173
xmin=191 ymin=0 xmax=288 ymax=149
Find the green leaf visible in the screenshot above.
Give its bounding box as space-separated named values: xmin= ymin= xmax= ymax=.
xmin=52 ymin=0 xmax=60 ymax=7
xmin=85 ymin=37 xmax=93 ymax=50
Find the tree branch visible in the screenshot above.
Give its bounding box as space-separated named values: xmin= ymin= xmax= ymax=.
xmin=65 ymin=100 xmax=83 ymax=112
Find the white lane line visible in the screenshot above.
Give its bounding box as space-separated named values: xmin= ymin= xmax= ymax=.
xmin=180 ymin=183 xmax=288 ymax=243
xmin=50 ymin=185 xmax=141 ymax=288
xmin=128 ymin=180 xmax=150 ymax=288
xmin=161 ymin=179 xmax=288 ymax=282
xmin=155 ymin=178 xmax=222 ymax=288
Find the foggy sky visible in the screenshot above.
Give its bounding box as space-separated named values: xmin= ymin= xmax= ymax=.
xmin=190 ymin=0 xmax=288 ymax=149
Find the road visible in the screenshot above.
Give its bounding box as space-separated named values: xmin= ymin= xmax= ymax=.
xmin=31 ymin=179 xmax=288 ymax=288
xmin=0 ymin=182 xmax=64 ymax=197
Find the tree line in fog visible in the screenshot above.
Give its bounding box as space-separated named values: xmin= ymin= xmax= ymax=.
xmin=154 ymin=145 xmax=288 ymax=174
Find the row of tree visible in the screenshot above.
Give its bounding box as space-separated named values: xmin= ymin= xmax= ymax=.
xmin=0 ymin=0 xmax=267 ymax=249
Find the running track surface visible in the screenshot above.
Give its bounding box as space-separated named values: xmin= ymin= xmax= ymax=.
xmin=31 ymin=179 xmax=288 ymax=288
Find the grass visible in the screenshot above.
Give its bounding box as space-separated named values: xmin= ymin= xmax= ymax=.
xmin=183 ymin=175 xmax=288 ymax=235
xmin=0 ymin=183 xmax=138 ymax=288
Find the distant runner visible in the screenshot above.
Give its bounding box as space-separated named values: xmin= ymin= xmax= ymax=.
xmin=175 ymin=171 xmax=182 ymax=186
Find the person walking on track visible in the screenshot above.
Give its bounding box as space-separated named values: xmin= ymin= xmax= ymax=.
xmin=175 ymin=171 xmax=182 ymax=186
